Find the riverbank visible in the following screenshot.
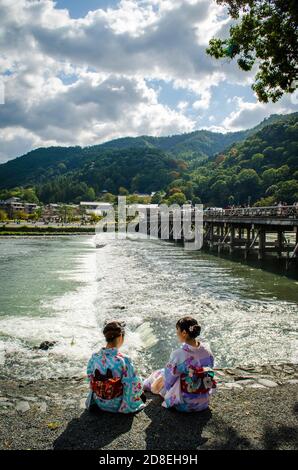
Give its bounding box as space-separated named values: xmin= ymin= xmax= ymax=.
xmin=0 ymin=225 xmax=95 ymax=236
xmin=0 ymin=363 xmax=297 ymax=450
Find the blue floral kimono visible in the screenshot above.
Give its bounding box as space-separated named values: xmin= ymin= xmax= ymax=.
xmin=144 ymin=342 xmax=216 ymax=412
xmin=86 ymin=347 xmax=145 ymax=413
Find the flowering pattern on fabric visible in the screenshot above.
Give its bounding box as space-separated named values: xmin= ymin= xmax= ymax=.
xmin=144 ymin=342 xmax=216 ymax=412
xmin=86 ymin=347 xmax=144 ymax=413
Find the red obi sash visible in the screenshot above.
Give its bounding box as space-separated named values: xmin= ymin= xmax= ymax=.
xmin=180 ymin=366 xmax=216 ymax=394
xmin=91 ymin=369 xmax=123 ymax=400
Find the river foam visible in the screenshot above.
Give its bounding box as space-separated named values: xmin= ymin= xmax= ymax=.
xmin=0 ymin=235 xmax=297 ymax=380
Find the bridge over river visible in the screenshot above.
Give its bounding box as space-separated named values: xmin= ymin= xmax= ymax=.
xmin=138 ymin=205 xmax=298 ymax=269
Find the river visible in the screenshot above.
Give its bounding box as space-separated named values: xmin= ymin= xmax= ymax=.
xmin=0 ymin=235 xmax=297 ymax=380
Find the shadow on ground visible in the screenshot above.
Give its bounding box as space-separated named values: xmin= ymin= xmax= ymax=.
xmin=53 ymin=407 xmax=135 ymax=450
xmin=143 ymin=395 xmax=212 ymax=450
xmin=53 ymin=394 xmax=212 ymax=450
xmin=53 ymin=395 xmax=298 ymax=450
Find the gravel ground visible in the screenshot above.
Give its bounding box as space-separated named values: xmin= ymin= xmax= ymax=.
xmin=0 ymin=367 xmax=297 ymax=451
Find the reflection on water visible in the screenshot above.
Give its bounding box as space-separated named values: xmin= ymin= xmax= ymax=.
xmin=0 ymin=235 xmax=297 ymax=380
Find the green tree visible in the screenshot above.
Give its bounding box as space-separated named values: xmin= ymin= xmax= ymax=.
xmin=235 ymin=169 xmax=261 ymax=203
xmin=276 ymin=164 xmax=290 ymax=180
xmin=102 ymin=192 xmax=116 ymax=203
xmin=58 ymin=205 xmax=77 ymax=223
xmin=14 ymin=210 xmax=29 ymax=220
xmin=254 ymin=196 xmax=276 ymax=207
xmin=265 ymin=184 xmax=278 ymax=196
xmin=90 ymin=213 xmax=102 ymax=224
xmin=151 ymin=191 xmax=164 ymax=204
xmin=251 ymin=153 xmax=264 ymax=170
xmin=169 ymin=187 xmax=183 ymax=195
xmin=118 ymin=187 xmax=129 ymax=196
xmin=262 ymin=168 xmax=278 ymax=187
xmin=168 ymin=192 xmax=187 ymax=206
xmin=85 ymin=187 xmax=96 ymax=201
xmin=207 ymin=1 xmax=298 ymax=102
xmin=210 ymin=179 xmax=230 ymax=205
xmin=0 ymin=209 xmax=7 ymax=221
xmin=275 ymin=180 xmax=298 ymax=204
xmin=22 ymin=188 xmax=39 ymax=204
xmin=182 ymin=181 xmax=195 ymax=200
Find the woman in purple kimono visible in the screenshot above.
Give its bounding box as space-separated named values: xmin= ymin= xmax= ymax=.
xmin=86 ymin=321 xmax=145 ymax=413
xmin=144 ymin=316 xmax=216 ymax=412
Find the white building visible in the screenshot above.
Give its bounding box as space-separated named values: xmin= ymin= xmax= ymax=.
xmin=80 ymin=201 xmax=113 ymax=216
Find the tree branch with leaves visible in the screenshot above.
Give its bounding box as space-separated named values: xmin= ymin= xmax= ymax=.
xmin=206 ymin=0 xmax=298 ymax=102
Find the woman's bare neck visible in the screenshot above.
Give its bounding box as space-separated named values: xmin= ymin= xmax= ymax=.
xmin=185 ymin=339 xmax=200 ymax=348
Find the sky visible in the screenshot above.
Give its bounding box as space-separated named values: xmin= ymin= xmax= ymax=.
xmin=0 ymin=0 xmax=297 ymax=163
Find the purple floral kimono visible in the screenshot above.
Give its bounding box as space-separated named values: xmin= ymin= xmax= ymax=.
xmin=144 ymin=342 xmax=216 ymax=412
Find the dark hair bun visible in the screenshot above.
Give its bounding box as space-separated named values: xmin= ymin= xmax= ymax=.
xmin=189 ymin=324 xmax=201 ymax=339
xmin=176 ymin=316 xmax=201 ymax=339
xmin=103 ymin=321 xmax=125 ymax=342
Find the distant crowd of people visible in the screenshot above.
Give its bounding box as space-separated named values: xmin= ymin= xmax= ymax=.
xmin=201 ymin=202 xmax=298 ymax=219
xmin=224 ymin=201 xmax=298 ymax=210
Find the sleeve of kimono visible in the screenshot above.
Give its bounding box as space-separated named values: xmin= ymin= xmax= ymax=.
xmin=164 ymin=350 xmax=180 ymax=391
xmin=86 ymin=353 xmax=95 ymax=379
xmin=119 ymin=357 xmax=145 ymax=414
xmin=85 ymin=354 xmax=96 ymax=409
xmin=201 ymin=348 xmax=214 ymax=368
xmin=208 ymin=352 xmax=214 ymax=368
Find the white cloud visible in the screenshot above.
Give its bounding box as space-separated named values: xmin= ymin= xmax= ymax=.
xmin=2 ymin=0 xmax=217 ymax=161
xmin=193 ymin=90 xmax=211 ymax=110
xmin=0 ymin=0 xmax=296 ymax=162
xmin=177 ymin=101 xmax=189 ymax=111
xmin=0 ymin=72 xmax=195 ymax=161
xmin=222 ymin=96 xmax=297 ymax=131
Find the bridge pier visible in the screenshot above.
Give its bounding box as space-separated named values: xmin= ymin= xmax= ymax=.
xmin=229 ymin=226 xmax=235 ymax=254
xmin=258 ymin=229 xmax=266 ymax=260
xmin=244 ymin=227 xmax=251 ymax=260
xmin=277 ymin=231 xmax=283 ymax=259
xmin=140 ymin=205 xmax=297 ymax=270
xmin=201 ymin=206 xmax=297 ymax=268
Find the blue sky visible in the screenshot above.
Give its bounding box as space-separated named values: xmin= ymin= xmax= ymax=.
xmin=0 ymin=0 xmax=297 ymax=162
xmin=55 ymin=0 xmax=119 ymax=18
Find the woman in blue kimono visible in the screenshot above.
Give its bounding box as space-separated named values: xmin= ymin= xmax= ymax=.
xmin=86 ymin=321 xmax=145 ymax=413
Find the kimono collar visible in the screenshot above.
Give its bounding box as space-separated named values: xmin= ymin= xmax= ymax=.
xmin=182 ymin=342 xmax=201 ymax=353
xmin=101 ymin=347 xmax=119 ymax=356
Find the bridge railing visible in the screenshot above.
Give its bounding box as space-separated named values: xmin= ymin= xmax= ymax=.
xmin=203 ymin=205 xmax=298 ymax=219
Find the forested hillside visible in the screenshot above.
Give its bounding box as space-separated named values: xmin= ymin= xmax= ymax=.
xmin=0 ymin=112 xmax=297 ymax=206
xmin=36 ymin=148 xmax=185 ymax=203
xmin=180 ymin=114 xmax=298 ymax=206
xmin=0 ymin=128 xmax=248 ymax=190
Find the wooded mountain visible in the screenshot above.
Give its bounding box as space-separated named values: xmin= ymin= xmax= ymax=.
xmin=0 ymin=112 xmax=297 ymax=205
xmin=185 ymin=113 xmax=298 ymax=206
xmin=0 ymin=129 xmax=248 ymax=190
